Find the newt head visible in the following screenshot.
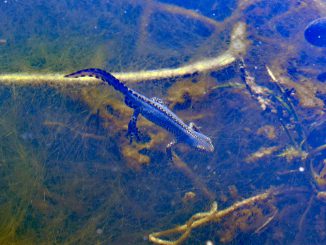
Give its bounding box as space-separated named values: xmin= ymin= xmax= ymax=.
xmin=186 ymin=122 xmax=214 ymax=152
xmin=191 ymin=130 xmax=214 ymax=152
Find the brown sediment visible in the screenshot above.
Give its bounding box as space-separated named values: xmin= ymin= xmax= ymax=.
xmin=313 ymin=168 xmax=326 ymax=190
xmin=278 ymin=76 xmax=324 ymax=109
xmin=266 ymin=44 xmax=325 ymax=114
xmin=256 ymin=125 xmax=277 ymax=140
xmin=122 ymin=145 xmax=151 ymax=167
xmin=278 ymin=147 xmax=308 ymax=163
xmin=245 ymin=146 xmax=279 ymax=163
xmin=167 ymin=75 xmax=216 ymax=108
xmin=182 ymin=191 xmax=196 ymax=203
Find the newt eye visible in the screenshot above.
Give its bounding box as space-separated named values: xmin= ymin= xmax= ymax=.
xmin=189 ymin=122 xmax=201 ymax=132
xmin=193 ymin=126 xmax=200 ymax=132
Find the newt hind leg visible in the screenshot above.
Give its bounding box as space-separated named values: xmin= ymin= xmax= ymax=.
xmin=166 ymin=140 xmax=177 ymax=160
xmin=126 ymin=110 xmax=140 ymax=143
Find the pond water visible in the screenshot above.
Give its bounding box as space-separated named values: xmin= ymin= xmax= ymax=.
xmin=0 ymin=0 xmax=325 ymax=244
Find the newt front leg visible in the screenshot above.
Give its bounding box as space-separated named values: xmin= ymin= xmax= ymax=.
xmin=126 ymin=110 xmax=140 ymax=143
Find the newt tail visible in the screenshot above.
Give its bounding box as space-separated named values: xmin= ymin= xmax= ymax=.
xmin=65 ymin=68 xmax=129 ymax=95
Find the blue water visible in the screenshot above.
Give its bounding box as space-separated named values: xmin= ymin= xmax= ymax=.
xmin=0 ymin=0 xmax=325 ymax=244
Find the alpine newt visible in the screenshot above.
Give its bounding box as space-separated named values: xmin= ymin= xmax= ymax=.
xmin=65 ymin=68 xmax=214 ymax=157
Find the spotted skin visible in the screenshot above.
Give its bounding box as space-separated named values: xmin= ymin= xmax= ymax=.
xmin=65 ymin=68 xmax=214 ymax=155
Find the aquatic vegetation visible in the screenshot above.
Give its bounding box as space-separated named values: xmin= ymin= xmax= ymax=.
xmin=149 ymin=188 xmax=278 ymax=244
xmin=245 ymin=146 xmax=279 ymax=163
xmin=0 ymin=22 xmax=248 ymax=85
xmin=0 ymin=0 xmax=325 ymax=244
xmin=0 ymin=96 xmax=44 ymax=245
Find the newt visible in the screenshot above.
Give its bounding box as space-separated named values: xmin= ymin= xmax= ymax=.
xmin=65 ymin=68 xmax=214 ymax=157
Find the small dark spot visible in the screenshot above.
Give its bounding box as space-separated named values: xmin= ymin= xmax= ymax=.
xmin=191 ymin=78 xmax=198 ymax=83
xmin=285 ymin=88 xmax=296 ymax=97
xmin=317 ymin=72 xmax=326 ymax=82
xmin=106 ymin=104 xmax=116 ymax=115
